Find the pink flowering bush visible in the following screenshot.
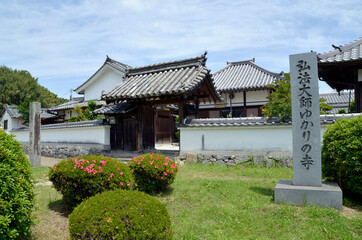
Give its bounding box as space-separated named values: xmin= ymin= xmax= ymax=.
xmin=129 ymin=153 xmax=179 ymax=192
xmin=49 ymin=155 xmax=133 ymax=207
xmin=69 ymin=190 xmax=172 ymax=239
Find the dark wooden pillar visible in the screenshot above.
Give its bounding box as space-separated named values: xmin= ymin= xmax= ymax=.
xmin=137 ymin=105 xmax=144 ymax=150
xmin=243 ymin=91 xmax=247 ymax=117
xmin=178 ymin=98 xmax=185 ymax=124
xmin=229 ymin=93 xmax=233 ymax=118
xmin=195 ymin=96 xmax=199 ymax=119
xmin=356 ymin=74 xmax=362 ymax=113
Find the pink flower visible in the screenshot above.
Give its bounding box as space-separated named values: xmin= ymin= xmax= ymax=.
xmin=52 ymin=167 xmax=56 ymax=170
xmin=93 ymin=160 xmax=96 ymax=163
xmin=166 ymin=185 xmax=169 ymax=188
xmin=127 ymin=182 xmax=130 ymax=186
xmin=120 ymin=182 xmax=124 ymax=186
xmin=171 ymin=171 xmax=174 ymax=174
xmin=99 ymin=169 xmax=103 ymax=172
xmin=164 ymin=172 xmax=167 ymax=176
xmin=120 ymin=172 xmax=123 ymax=175
xmin=142 ymin=165 xmax=145 ymax=168
xmin=150 ymin=161 xmax=154 ymax=165
xmin=117 ymin=168 xmax=120 ymax=170
xmin=108 ymin=178 xmax=110 ymax=181
xmin=110 ymin=173 xmax=114 ymax=178
xmin=74 ymin=165 xmax=77 ymax=169
xmin=155 ymin=165 xmax=158 ymax=169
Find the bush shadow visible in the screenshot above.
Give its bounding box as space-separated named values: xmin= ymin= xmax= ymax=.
xmin=48 ymin=199 xmax=72 ymax=218
xmin=249 ymin=186 xmax=274 ymax=201
xmin=148 ymin=187 xmax=175 ymax=197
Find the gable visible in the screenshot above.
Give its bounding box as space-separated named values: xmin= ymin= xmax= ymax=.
xmin=82 ymin=66 xmax=126 ymax=101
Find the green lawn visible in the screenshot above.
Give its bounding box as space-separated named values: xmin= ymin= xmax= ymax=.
xmin=31 ymin=164 xmax=361 ymax=240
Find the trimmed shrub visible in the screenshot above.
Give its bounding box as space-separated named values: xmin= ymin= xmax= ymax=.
xmin=49 ymin=155 xmax=133 ymax=207
xmin=0 ymin=129 xmax=34 ymax=239
xmin=322 ymin=115 xmax=362 ymax=196
xmin=69 ymin=189 xmax=172 ymax=239
xmin=129 ymin=153 xmax=178 ymax=192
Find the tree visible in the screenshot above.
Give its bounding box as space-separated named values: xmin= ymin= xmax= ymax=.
xmin=261 ymin=73 xmax=291 ymax=121
xmin=349 ymin=100 xmax=355 ymax=113
xmin=16 ymin=98 xmax=31 ymax=125
xmin=0 ymin=66 xmax=67 ymax=112
xmin=319 ymin=98 xmax=333 ymax=115
xmin=261 ymin=73 xmax=334 ymax=120
xmin=69 ymin=101 xmax=103 ymax=122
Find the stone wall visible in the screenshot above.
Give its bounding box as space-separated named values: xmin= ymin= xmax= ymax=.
xmin=176 ymin=151 xmax=293 ymax=168
xmin=22 ymin=143 xmax=105 ymax=159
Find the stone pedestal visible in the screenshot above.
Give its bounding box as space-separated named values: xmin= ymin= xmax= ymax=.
xmin=275 ymin=180 xmax=342 ymax=210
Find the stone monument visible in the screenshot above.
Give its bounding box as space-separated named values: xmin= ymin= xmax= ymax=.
xmin=29 ymin=102 xmax=41 ymax=167
xmin=274 ymin=52 xmax=342 ymax=209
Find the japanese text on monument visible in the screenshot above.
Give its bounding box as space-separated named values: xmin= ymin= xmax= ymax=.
xmin=296 ymin=60 xmax=314 ymax=170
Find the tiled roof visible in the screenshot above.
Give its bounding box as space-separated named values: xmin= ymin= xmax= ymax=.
xmin=93 ymin=102 xmax=136 ymax=115
xmin=180 ymin=113 xmax=361 ymax=128
xmin=48 ymin=99 xmax=106 ymax=111
xmin=318 ymin=38 xmax=362 ymax=63
xmin=320 ymin=91 xmax=354 ymax=105
xmin=102 ymin=52 xmax=220 ymax=101
xmin=4 ymin=105 xmax=21 ymax=118
xmin=320 ymin=91 xmax=355 ymax=114
xmin=2 ymin=104 xmax=57 ymax=119
xmin=212 ymin=59 xmax=283 ymax=92
xmin=75 ymin=56 xmax=131 ymax=93
xmin=12 ymin=120 xmax=105 ymax=131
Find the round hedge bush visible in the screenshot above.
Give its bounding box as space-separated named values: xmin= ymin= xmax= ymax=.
xmin=69 ymin=189 xmax=172 ymax=239
xmin=129 ymin=153 xmax=179 ymax=192
xmin=322 ymin=115 xmax=362 ymax=196
xmin=0 ymin=129 xmax=34 ymax=239
xmin=49 ymin=155 xmax=133 ymax=207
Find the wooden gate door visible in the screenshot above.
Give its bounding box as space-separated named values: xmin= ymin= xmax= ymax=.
xmin=155 ymin=110 xmax=172 ymax=144
xmin=123 ymin=118 xmax=137 ymax=150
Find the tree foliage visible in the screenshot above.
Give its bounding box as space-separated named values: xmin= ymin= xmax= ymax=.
xmin=261 ymin=73 xmax=292 ymax=121
xmin=262 ymin=73 xmax=334 ymax=120
xmin=69 ymin=101 xmax=103 ymax=122
xmin=319 ymin=98 xmax=333 ymax=115
xmin=0 ymin=66 xmax=67 ymax=114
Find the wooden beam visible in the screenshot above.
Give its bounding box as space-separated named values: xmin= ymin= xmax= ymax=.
xmin=243 ymin=91 xmax=247 ymax=117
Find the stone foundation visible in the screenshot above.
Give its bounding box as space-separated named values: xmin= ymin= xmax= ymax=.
xmin=176 ymin=151 xmax=293 ymax=167
xmin=22 ymin=143 xmax=106 ymax=159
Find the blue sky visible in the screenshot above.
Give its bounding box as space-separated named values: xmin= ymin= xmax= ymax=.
xmin=1 ymin=0 xmax=361 ymax=98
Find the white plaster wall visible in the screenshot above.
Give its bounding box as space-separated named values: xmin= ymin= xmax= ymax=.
xmin=11 ymin=125 xmax=111 ymax=146
xmin=0 ymin=111 xmax=22 ymax=134
xmin=84 ymin=67 xmax=125 ymax=101
xmin=199 ymin=89 xmax=270 ymax=109
xmin=180 ymin=125 xmax=327 ymax=152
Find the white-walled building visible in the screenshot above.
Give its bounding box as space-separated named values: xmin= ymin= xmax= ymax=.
xmin=199 ymin=59 xmax=284 ymax=118
xmin=0 ymin=105 xmax=57 ymax=133
xmin=47 ymin=56 xmax=131 ymax=122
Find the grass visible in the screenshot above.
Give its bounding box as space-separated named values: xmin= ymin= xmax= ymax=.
xmin=31 ymin=164 xmax=361 ymax=239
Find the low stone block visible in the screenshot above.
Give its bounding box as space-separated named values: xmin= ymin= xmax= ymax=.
xmin=214 ymin=160 xmax=225 ymax=165
xmin=274 ymin=180 xmax=342 ymax=210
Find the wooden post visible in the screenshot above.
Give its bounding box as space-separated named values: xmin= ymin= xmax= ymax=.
xmin=243 ymin=91 xmax=247 ymax=117
xmin=195 ymin=97 xmax=199 ymax=119
xmin=178 ymin=98 xmax=185 ymax=124
xmin=137 ymin=105 xmax=144 ymax=150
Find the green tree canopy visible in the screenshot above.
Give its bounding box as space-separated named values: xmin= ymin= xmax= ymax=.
xmin=261 ymin=73 xmax=292 ymax=121
xmin=0 ymin=66 xmax=67 ymax=114
xmin=261 ymin=73 xmax=333 ymax=121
